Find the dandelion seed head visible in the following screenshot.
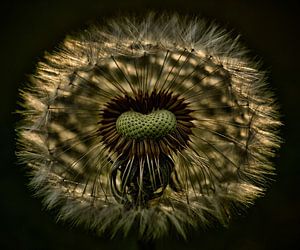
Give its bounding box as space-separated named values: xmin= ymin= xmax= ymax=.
xmin=16 ymin=13 xmax=282 ymax=240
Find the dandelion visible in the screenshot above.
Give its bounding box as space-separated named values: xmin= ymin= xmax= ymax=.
xmin=16 ymin=13 xmax=282 ymax=240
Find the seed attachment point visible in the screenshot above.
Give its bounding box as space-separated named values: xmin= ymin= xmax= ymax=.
xmin=116 ymin=109 xmax=177 ymax=140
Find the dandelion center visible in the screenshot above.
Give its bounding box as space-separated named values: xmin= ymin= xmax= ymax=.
xmin=116 ymin=109 xmax=177 ymax=140
xmin=99 ymin=89 xmax=194 ymax=158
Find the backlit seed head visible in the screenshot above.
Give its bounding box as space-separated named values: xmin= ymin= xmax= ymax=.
xmin=16 ymin=13 xmax=282 ymax=240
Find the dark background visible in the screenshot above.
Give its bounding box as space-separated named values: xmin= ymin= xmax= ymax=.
xmin=1 ymin=0 xmax=299 ymax=249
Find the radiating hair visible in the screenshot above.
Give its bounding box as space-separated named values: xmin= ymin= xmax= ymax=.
xmin=16 ymin=13 xmax=282 ymax=240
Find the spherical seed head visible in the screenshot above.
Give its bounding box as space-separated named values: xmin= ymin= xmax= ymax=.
xmin=16 ymin=13 xmax=282 ymax=240
xmin=116 ymin=110 xmax=177 ymax=140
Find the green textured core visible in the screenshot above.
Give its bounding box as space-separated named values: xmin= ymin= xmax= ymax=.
xmin=116 ymin=109 xmax=177 ymax=140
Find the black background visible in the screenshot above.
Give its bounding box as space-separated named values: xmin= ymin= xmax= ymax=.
xmin=1 ymin=0 xmax=299 ymax=249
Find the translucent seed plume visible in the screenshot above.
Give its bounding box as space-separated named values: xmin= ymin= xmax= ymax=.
xmin=16 ymin=13 xmax=282 ymax=240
